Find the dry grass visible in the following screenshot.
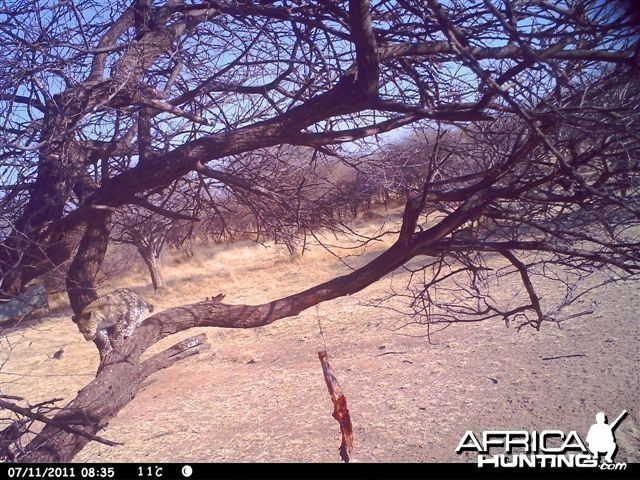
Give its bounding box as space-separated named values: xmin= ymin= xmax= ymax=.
xmin=1 ymin=206 xmax=639 ymax=462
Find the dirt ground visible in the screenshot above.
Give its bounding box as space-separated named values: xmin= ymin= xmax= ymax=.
xmin=1 ymin=212 xmax=639 ymax=463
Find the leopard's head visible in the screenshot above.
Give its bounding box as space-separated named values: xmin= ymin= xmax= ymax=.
xmin=72 ymin=311 xmax=98 ymax=341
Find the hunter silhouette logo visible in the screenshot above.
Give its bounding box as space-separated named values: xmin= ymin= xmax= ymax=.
xmin=586 ymin=410 xmax=627 ymax=463
xmin=456 ymin=410 xmax=629 ymax=469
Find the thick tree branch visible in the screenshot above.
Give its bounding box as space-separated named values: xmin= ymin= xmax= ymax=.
xmin=348 ymin=0 xmax=379 ymax=96
xmin=86 ymin=8 xmax=136 ymax=82
xmin=378 ymin=41 xmax=637 ymax=64
xmin=139 ymin=333 xmax=211 ymax=376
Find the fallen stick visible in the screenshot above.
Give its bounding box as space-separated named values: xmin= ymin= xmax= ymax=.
xmin=541 ymin=354 xmax=586 ymax=361
xmin=318 ymin=351 xmax=353 ymax=463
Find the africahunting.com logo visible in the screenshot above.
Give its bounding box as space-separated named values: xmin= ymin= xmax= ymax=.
xmin=456 ymin=410 xmax=628 ymax=469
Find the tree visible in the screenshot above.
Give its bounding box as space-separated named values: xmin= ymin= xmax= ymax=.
xmin=111 ymin=190 xmax=200 ymax=290
xmin=0 ymin=0 xmax=639 ymax=462
xmin=112 ymin=208 xmax=178 ymax=290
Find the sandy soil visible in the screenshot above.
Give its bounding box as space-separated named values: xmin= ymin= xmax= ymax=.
xmin=1 ymin=213 xmax=639 ymax=463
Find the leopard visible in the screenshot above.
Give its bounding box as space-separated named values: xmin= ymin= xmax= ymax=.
xmin=72 ymin=288 xmax=154 ymax=355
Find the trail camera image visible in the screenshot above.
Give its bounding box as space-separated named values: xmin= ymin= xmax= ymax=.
xmin=0 ymin=0 xmax=638 ymax=467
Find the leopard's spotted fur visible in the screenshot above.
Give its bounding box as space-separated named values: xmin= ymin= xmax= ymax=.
xmin=73 ymin=289 xmax=154 ymax=353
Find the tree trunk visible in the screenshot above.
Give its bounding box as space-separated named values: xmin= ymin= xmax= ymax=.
xmin=138 ymin=247 xmax=166 ymax=290
xmin=66 ymin=213 xmax=112 ymax=313
xmin=147 ymin=254 xmax=166 ymax=290
xmin=137 ymin=245 xmax=167 ymax=290
xmin=66 ymin=213 xmax=113 ymax=358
